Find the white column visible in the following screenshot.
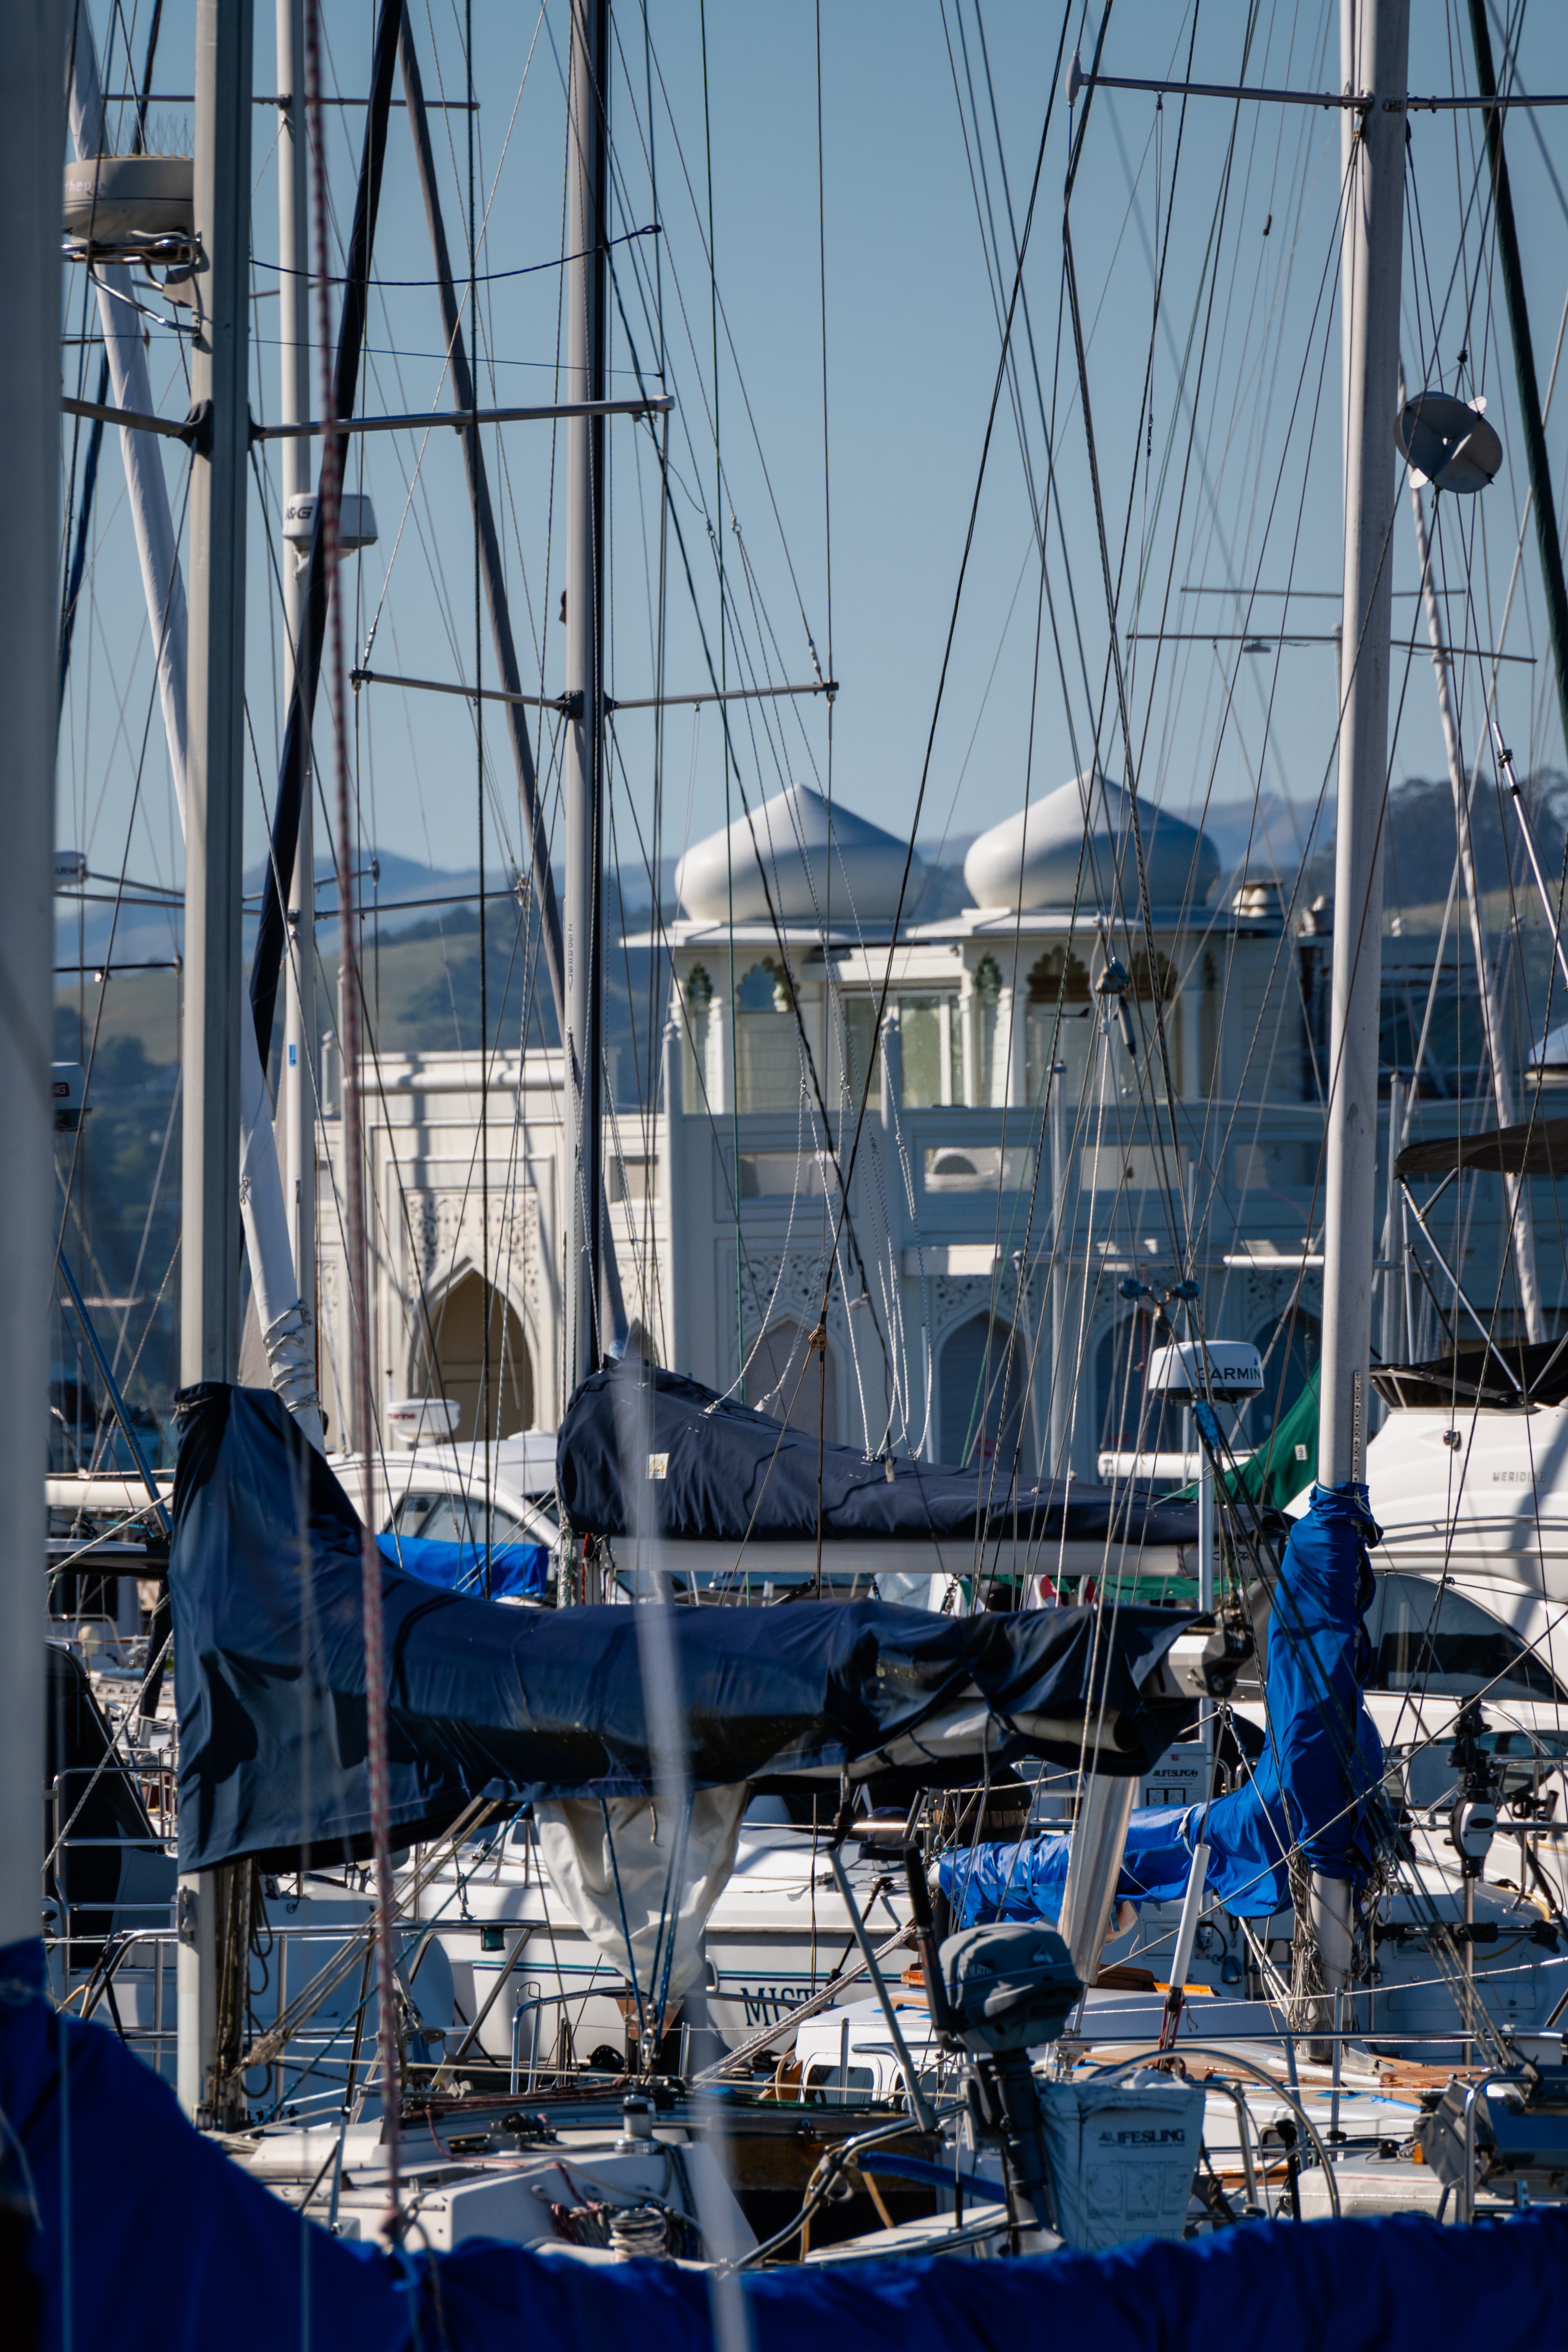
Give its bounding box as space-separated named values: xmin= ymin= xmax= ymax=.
xmin=706 ymin=987 xmax=730 ymax=1117
xmin=1001 ymin=984 xmax=1025 ymax=1107
xmin=0 ymin=0 xmax=57 ymax=1955
xmin=958 ymin=971 xmax=976 ymax=1106
xmin=880 ymin=1004 xmax=903 ymax=1131
xmin=1179 ymin=960 xmax=1203 ymax=1103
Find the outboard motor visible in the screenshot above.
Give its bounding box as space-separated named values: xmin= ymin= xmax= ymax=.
xmin=942 ymin=1922 xmax=1082 ymax=2246
xmin=905 ymin=1847 xmax=1080 ymax=2249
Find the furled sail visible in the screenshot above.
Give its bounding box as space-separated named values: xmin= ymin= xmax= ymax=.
xmin=942 ymin=1480 xmax=1388 ymax=1927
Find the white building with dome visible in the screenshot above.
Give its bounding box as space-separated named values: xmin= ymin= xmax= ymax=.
xmin=313 ymin=773 xmax=1421 ymax=1487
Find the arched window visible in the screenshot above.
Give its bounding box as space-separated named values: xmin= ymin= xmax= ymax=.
xmin=1027 ymin=946 xmax=1092 ymax=1004
xmin=1095 ymin=1310 xmax=1183 ymax=1456
xmin=737 ymin=958 xmax=792 ymax=1013
xmin=416 ymin=1272 xmax=533 ymax=1443
xmin=940 ymin=1312 xmax=1030 ymax=1473
xmin=1130 ymin=949 xmax=1178 ymax=1003
xmin=748 ymin=1318 xmax=838 ymax=1437
xmin=734 ymin=960 xmax=799 ymax=1110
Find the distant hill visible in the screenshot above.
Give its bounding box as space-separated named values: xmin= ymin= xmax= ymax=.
xmin=1295 ymin=768 xmax=1568 ymax=920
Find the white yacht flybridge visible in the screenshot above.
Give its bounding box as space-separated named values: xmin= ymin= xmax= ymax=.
xmin=1365 ymin=1112 xmax=1568 ymax=1603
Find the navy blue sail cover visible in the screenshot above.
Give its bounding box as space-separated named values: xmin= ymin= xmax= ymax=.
xmin=9 ymin=1924 xmax=1568 ymax=2352
xmin=170 ymin=1385 xmax=1195 ymax=1872
xmin=941 ymin=1479 xmax=1389 ymax=1927
xmin=558 ymin=1362 xmax=1202 ymax=1547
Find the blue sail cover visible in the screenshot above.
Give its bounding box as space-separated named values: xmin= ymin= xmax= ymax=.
xmin=943 ymin=1760 xmax=1296 ymax=1926
xmin=376 ymin=1531 xmax=550 ymax=1601
xmin=559 ymin=1363 xmax=1200 ymax=1549
xmin=7 ymin=1929 xmax=1568 ymax=2352
xmin=942 ymin=1480 xmax=1387 ymax=1927
xmin=171 ymin=1385 xmax=1196 ymax=1873
xmin=1265 ymin=1480 xmax=1386 ymax=1882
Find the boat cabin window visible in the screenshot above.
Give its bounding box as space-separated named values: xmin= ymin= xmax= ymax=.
xmin=1366 ymin=1574 xmax=1565 ymax=1703
xmin=388 ymin=1491 xmax=534 ymax=1550
xmin=802 ymin=2062 xmax=875 ymax=2105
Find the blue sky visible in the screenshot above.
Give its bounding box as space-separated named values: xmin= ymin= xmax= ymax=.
xmin=56 ymin=0 xmax=1568 ymax=915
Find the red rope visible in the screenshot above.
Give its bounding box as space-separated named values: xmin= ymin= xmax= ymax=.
xmin=304 ymin=0 xmax=400 ymax=2234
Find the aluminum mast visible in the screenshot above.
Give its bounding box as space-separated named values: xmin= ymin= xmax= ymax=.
xmin=278 ymin=0 xmax=317 ymax=1348
xmin=562 ymin=0 xmax=611 ymax=1394
xmin=67 ymin=8 xmax=322 ymax=1449
xmin=1315 ymin=0 xmax=1410 ymax=1998
xmin=177 ymin=0 xmax=254 ymax=2122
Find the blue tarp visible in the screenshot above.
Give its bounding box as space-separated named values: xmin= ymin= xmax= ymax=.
xmin=171 ymin=1384 xmax=1194 ymax=1873
xmin=560 ymin=1360 xmax=1201 ymax=1549
xmin=943 ymin=1758 xmax=1297 ymax=1927
xmin=376 ymin=1531 xmax=550 ymax=1600
xmin=942 ymin=1481 xmax=1388 ymax=1927
xmin=7 ymin=1931 xmax=1568 ymax=2352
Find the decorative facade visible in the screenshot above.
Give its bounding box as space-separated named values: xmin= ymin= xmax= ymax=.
xmin=315 ymin=776 xmax=1539 ymax=1479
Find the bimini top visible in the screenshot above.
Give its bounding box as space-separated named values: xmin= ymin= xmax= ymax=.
xmin=673 ymin=780 xmax=914 ymax=924
xmin=963 ymin=771 xmax=1219 ymax=914
xmin=558 ymin=1360 xmax=1199 ymax=1548
xmin=1396 ymin=1112 xmax=1568 ymax=1183
xmin=169 ymin=1384 xmax=1197 ymax=1870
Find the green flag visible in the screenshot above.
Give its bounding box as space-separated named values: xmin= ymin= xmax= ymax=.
xmin=1177 ymin=1365 xmax=1319 ymax=1513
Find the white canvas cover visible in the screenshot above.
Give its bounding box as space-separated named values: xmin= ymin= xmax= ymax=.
xmin=532 ymin=1785 xmax=749 ymax=2006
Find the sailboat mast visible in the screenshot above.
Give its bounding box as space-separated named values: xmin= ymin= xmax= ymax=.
xmin=1319 ymin=0 xmax=1408 ymax=1489
xmin=1308 ymin=0 xmax=1409 ymax=2017
xmin=178 ymin=0 xmax=254 ymax=2118
xmin=563 ymin=0 xmax=610 ymax=1393
xmin=277 ymin=0 xmax=316 ymax=1345
xmin=182 ymin=0 xmax=254 ymax=1396
xmin=0 ymin=0 xmax=58 ymax=1957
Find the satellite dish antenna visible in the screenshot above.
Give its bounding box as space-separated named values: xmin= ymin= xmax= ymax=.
xmin=1395 ymin=391 xmax=1502 ymax=495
